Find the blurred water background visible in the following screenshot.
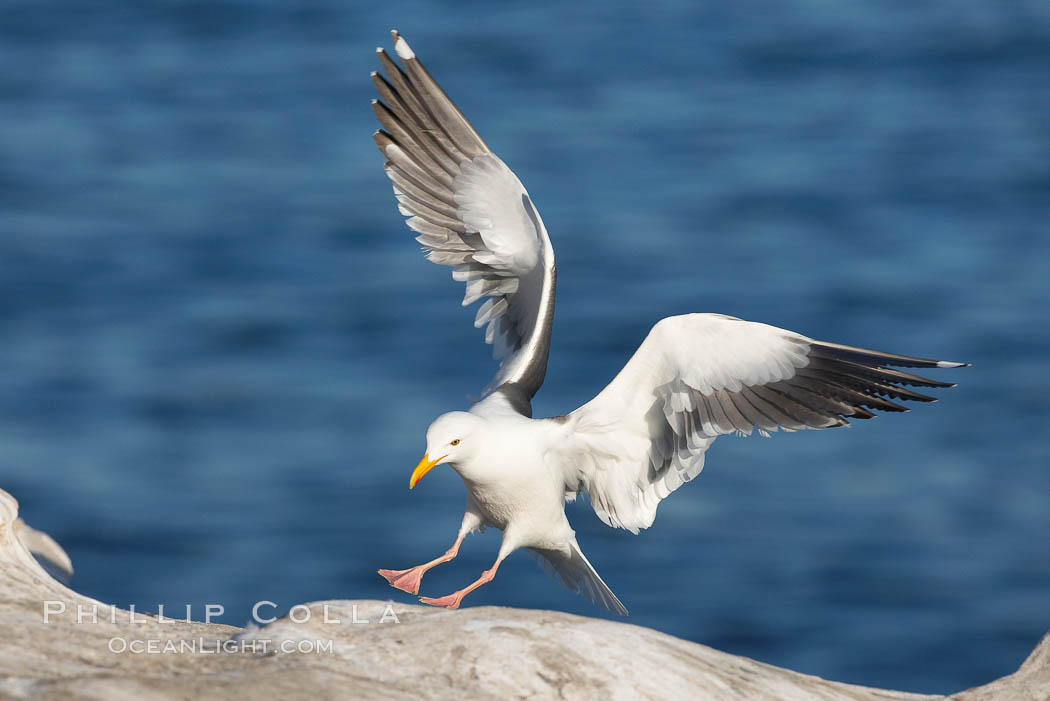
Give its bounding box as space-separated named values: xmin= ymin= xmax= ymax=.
xmin=1 ymin=0 xmax=1048 ymax=694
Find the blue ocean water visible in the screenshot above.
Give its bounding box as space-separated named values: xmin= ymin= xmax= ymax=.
xmin=1 ymin=1 xmax=1048 ymax=694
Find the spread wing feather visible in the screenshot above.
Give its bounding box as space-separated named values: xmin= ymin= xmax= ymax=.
xmin=555 ymin=314 xmax=967 ymax=533
xmin=372 ymin=32 xmax=556 ymax=413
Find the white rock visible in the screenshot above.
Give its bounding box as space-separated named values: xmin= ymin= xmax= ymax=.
xmin=0 ymin=488 xmax=1045 ymax=700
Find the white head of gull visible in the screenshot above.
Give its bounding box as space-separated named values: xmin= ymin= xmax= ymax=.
xmin=372 ymin=31 xmax=967 ymax=615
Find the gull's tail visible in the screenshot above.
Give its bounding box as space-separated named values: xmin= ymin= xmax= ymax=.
xmin=529 ymin=540 xmax=629 ymax=616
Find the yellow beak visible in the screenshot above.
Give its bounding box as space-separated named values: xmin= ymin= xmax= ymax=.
xmin=409 ymin=453 xmax=445 ymax=489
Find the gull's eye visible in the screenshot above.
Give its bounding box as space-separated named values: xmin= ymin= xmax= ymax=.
xmin=450 ymin=439 xmax=460 ymax=446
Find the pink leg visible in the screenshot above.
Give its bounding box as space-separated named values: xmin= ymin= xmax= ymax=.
xmin=419 ymin=558 xmax=503 ymax=610
xmin=378 ymin=534 xmax=465 ymax=595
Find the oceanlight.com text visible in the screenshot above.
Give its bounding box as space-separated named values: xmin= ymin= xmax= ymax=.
xmin=107 ymin=637 xmax=334 ymax=655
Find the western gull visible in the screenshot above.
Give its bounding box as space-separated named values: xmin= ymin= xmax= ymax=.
xmin=371 ymin=31 xmax=966 ymax=614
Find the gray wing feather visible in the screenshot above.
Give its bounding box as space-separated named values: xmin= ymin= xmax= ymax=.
xmin=637 ymin=339 xmax=965 ymax=523
xmin=373 ymin=32 xmax=557 ymax=413
xmin=560 ymin=314 xmax=967 ymax=534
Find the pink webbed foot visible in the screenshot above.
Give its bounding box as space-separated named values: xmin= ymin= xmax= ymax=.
xmin=418 ymin=565 xmax=499 ymax=610
xmin=419 ymin=593 xmax=462 ymax=609
xmin=377 ymin=567 xmax=425 ymax=595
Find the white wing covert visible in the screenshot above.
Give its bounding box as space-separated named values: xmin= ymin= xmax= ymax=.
xmin=372 ymin=32 xmax=556 ymax=415
xmin=557 ymin=314 xmax=966 ymax=534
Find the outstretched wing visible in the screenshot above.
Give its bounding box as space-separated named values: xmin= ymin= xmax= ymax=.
xmin=556 ymin=313 xmax=967 ymax=534
xmin=372 ymin=31 xmax=556 ymax=414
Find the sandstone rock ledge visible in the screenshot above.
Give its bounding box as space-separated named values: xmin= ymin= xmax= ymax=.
xmin=1 ymin=488 xmax=1046 ymax=701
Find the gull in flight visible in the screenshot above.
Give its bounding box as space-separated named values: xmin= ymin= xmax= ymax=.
xmin=371 ymin=31 xmax=966 ymax=614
